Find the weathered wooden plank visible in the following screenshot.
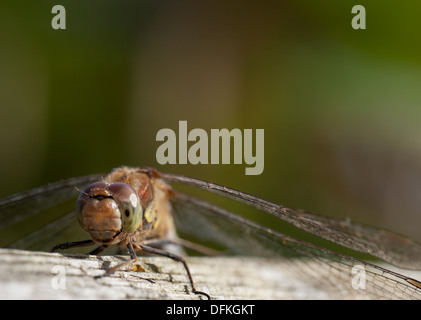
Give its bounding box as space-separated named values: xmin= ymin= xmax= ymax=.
xmin=3 ymin=248 xmax=421 ymax=300
xmin=0 ymin=248 xmax=326 ymax=299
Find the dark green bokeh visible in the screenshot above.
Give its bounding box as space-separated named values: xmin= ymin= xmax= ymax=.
xmin=1 ymin=1 xmax=421 ymax=246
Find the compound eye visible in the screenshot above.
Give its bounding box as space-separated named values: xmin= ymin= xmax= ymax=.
xmin=76 ymin=182 xmax=109 ymax=214
xmin=106 ymin=183 xmax=142 ymax=234
xmin=76 ymin=182 xmax=123 ymax=242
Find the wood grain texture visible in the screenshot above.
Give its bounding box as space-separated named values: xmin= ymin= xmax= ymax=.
xmin=0 ymin=248 xmax=328 ymax=300
xmin=3 ymin=248 xmax=421 ymax=300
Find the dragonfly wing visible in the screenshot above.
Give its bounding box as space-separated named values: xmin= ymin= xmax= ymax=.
xmin=160 ymin=172 xmax=421 ymax=270
xmin=170 ymin=192 xmax=421 ymax=299
xmin=283 ymin=208 xmax=421 ymax=270
xmin=0 ymin=174 xmax=103 ymax=249
xmin=6 ymin=209 xmax=89 ymax=252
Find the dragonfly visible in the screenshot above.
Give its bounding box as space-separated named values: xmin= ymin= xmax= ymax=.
xmin=1 ymin=166 xmax=421 ymax=299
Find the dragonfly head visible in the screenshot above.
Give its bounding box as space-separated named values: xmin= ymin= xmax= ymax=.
xmin=76 ymin=182 xmax=143 ymax=243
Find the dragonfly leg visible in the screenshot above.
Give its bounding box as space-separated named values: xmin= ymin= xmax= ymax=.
xmin=133 ymin=242 xmax=211 ymax=300
xmin=89 ymin=244 xmax=108 ymax=255
xmin=50 ymin=239 xmax=95 ymax=252
xmin=97 ymin=243 xmax=155 ymax=284
xmin=104 ymin=242 xmax=138 ymax=275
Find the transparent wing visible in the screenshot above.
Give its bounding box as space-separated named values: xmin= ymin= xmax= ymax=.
xmin=0 ymin=174 xmax=103 ymax=249
xmin=170 ymin=192 xmax=421 ymax=299
xmin=160 ymin=172 xmax=421 ymax=270
xmin=5 ymin=209 xmax=90 ymax=252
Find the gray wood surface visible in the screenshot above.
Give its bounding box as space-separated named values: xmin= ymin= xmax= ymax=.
xmin=0 ymin=248 xmax=327 ymax=299
xmin=2 ymin=248 xmax=421 ymax=299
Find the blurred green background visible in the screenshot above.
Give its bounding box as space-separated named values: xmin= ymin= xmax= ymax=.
xmin=1 ymin=0 xmax=421 ymax=244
